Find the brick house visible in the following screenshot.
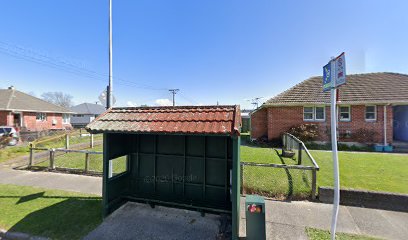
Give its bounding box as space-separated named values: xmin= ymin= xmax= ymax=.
xmin=0 ymin=86 xmax=73 ymax=131
xmin=251 ymin=73 xmax=408 ymax=146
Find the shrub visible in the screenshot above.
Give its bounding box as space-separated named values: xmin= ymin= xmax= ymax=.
xmin=287 ymin=124 xmax=320 ymax=142
xmin=352 ymin=128 xmax=377 ymax=143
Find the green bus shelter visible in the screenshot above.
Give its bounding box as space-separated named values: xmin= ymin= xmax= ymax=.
xmin=86 ymin=105 xmax=241 ymax=239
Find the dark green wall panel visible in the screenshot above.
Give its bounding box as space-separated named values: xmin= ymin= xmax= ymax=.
xmin=105 ymin=133 xmax=236 ymax=215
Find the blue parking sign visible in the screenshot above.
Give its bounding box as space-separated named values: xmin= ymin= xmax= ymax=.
xmin=323 ymin=62 xmax=332 ymax=92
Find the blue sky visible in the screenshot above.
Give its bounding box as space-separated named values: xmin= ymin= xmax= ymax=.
xmin=1 ymin=0 xmax=407 ymax=109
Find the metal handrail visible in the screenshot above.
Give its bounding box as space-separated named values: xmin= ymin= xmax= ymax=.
xmin=283 ymin=133 xmax=319 ymax=170
xmin=241 ymin=161 xmax=316 ymax=170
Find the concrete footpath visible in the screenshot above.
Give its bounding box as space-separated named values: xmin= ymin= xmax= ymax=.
xmin=1 ymin=168 xmax=407 ymax=239
xmin=239 ymin=199 xmax=408 ymax=240
xmin=0 ymin=168 xmax=101 ymax=195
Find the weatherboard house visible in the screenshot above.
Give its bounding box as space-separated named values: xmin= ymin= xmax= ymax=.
xmin=70 ymin=103 xmax=106 ymax=128
xmin=0 ymin=86 xmax=73 ymax=131
xmin=251 ymin=73 xmax=408 ymax=148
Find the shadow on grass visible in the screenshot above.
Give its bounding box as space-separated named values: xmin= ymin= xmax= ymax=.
xmin=274 ymin=149 xmax=294 ymax=198
xmin=274 ymin=149 xmax=313 ymax=199
xmin=2 ymin=194 xmax=102 ymax=240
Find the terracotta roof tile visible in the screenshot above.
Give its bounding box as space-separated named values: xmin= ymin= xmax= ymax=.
xmin=86 ymin=105 xmax=241 ymax=136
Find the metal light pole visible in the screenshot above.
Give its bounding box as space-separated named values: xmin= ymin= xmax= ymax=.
xmin=107 ymin=0 xmax=113 ymax=178
xmin=107 ymin=0 xmax=113 ymax=110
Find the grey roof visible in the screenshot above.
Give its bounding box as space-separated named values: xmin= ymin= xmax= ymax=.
xmin=71 ymin=103 xmax=106 ymax=115
xmin=0 ymin=88 xmax=73 ymax=113
xmin=265 ymin=72 xmax=408 ymax=106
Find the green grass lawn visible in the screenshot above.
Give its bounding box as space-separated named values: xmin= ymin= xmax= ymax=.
xmin=311 ymin=150 xmax=408 ymax=194
xmin=32 ymin=145 xmax=408 ymax=199
xmin=35 ymin=144 xmax=126 ymax=175
xmin=35 ymin=145 xmax=104 ymax=171
xmin=306 ymin=228 xmax=379 ymax=240
xmin=0 ymin=184 xmax=102 ymax=239
xmin=0 ymin=144 xmax=30 ymax=163
xmin=240 ymin=146 xmax=313 ymax=199
xmin=0 ymin=132 xmax=102 ymax=164
xmin=241 ymin=146 xmax=408 ymax=195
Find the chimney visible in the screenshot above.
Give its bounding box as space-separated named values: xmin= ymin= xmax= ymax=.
xmin=8 ymin=86 xmax=15 ymax=90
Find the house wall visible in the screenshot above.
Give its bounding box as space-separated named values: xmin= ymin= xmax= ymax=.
xmin=260 ymin=105 xmax=393 ymax=144
xmin=0 ymin=111 xmax=11 ymax=125
xmin=23 ymin=112 xmax=71 ymax=131
xmin=70 ymin=114 xmax=95 ymax=126
xmin=250 ymin=108 xmax=268 ymax=139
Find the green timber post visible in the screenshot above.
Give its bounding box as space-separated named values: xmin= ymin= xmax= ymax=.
xmin=232 ymin=135 xmax=241 ymax=240
xmin=102 ymin=133 xmax=109 ymax=217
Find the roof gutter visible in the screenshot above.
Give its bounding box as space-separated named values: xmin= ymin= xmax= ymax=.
xmin=0 ymin=108 xmax=75 ymax=114
xmin=263 ymin=100 xmax=408 ymax=107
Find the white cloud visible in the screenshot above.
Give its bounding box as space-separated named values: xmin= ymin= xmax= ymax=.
xmin=126 ymin=101 xmax=137 ymax=107
xmin=155 ymin=98 xmax=172 ymax=106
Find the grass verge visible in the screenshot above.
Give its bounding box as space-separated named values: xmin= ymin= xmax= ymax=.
xmin=0 ymin=145 xmax=30 ymax=163
xmin=310 ymin=150 xmax=408 ymax=194
xmin=306 ymin=228 xmax=379 ymax=240
xmin=0 ymin=184 xmax=102 ymax=240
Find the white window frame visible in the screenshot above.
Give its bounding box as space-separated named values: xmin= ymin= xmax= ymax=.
xmin=365 ymin=105 xmax=377 ymax=121
xmin=303 ymin=106 xmax=325 ymax=122
xmin=62 ymin=114 xmax=70 ymax=124
xmin=36 ymin=113 xmax=47 ymax=121
xmin=339 ymin=105 xmax=351 ymax=122
xmin=303 ymin=106 xmax=314 ymax=121
xmin=314 ymin=106 xmax=326 ymax=121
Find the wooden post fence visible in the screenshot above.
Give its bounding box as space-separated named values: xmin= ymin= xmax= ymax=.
xmin=85 ymin=153 xmax=90 ymax=173
xmin=90 ymin=134 xmax=94 ymax=148
xmin=49 ymin=149 xmax=55 ymax=170
xmin=29 ymin=143 xmax=34 ymax=168
xmin=65 ymin=134 xmax=69 ymax=149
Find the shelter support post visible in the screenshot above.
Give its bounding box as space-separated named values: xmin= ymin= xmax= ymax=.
xmin=232 ymin=136 xmax=241 ymax=240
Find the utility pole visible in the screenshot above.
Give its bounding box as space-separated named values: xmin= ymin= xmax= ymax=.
xmin=107 ymin=0 xmax=113 ymax=109
xmin=169 ymin=89 xmax=179 ymax=106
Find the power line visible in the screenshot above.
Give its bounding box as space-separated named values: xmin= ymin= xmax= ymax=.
xmin=179 ymin=92 xmax=199 ymax=105
xmin=0 ymin=40 xmax=168 ymax=91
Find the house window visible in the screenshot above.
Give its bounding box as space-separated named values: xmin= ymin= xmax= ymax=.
xmin=304 ymin=106 xmax=325 ymax=121
xmin=63 ymin=114 xmax=70 ymax=124
xmin=74 ymin=114 xmax=84 ymax=117
xmin=36 ymin=113 xmax=46 ymax=121
xmin=315 ymin=107 xmax=325 ymax=121
xmin=365 ymin=106 xmax=376 ymax=121
xmin=339 ymin=106 xmax=351 ymax=121
xmin=303 ymin=107 xmax=314 ymax=120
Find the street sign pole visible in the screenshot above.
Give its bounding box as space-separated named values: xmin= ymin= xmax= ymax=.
xmin=330 ymin=58 xmax=340 ymax=240
xmin=323 ymin=53 xmax=345 ymax=240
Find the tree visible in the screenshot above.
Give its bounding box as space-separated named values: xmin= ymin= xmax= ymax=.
xmin=41 ymin=92 xmax=73 ymax=108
